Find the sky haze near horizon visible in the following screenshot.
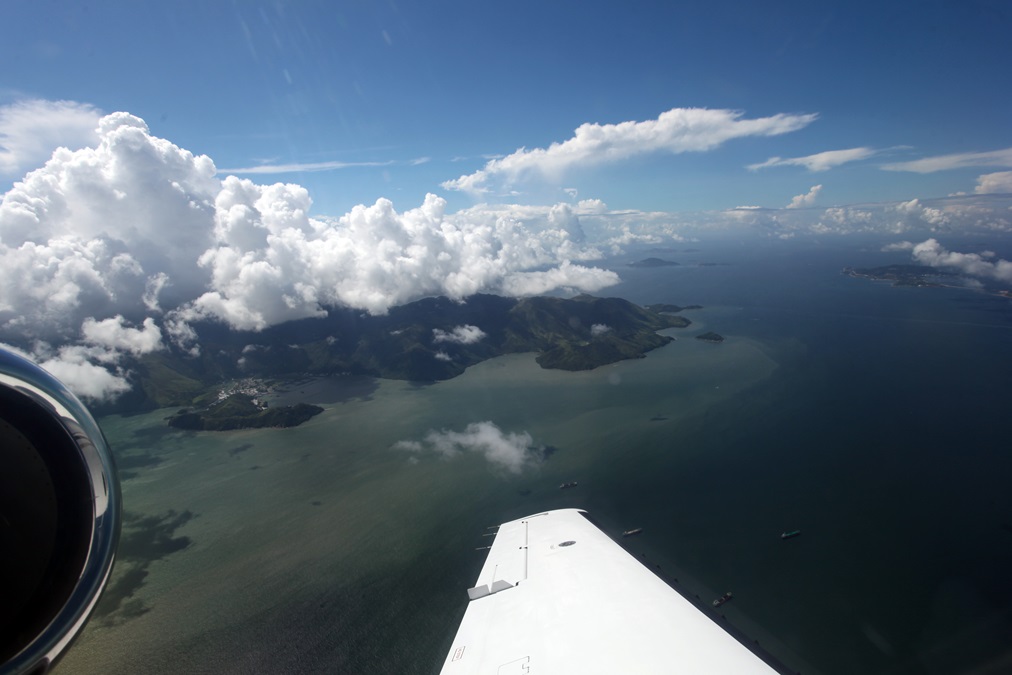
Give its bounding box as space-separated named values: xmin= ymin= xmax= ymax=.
xmin=3 ymin=0 xmax=1012 ymax=400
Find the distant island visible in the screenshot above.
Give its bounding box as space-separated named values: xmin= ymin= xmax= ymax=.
xmin=111 ymin=294 xmax=699 ymax=414
xmin=168 ymin=394 xmax=323 ymax=431
xmin=844 ymin=264 xmax=1012 ymax=297
xmin=843 ymin=265 xmax=953 ymax=287
xmin=695 ymin=331 xmax=725 ymax=343
xmin=628 ymin=257 xmax=679 ymax=268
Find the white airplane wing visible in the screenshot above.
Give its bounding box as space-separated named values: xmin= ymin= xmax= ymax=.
xmin=440 ymin=508 xmax=780 ymax=674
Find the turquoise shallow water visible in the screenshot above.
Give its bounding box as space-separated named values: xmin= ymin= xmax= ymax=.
xmin=54 ymin=238 xmax=1012 ymax=674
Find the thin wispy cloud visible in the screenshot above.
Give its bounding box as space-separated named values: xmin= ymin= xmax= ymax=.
xmin=748 ymin=147 xmax=877 ymax=172
xmin=442 ymin=107 xmax=818 ymax=194
xmin=220 ymin=158 xmax=423 ymax=174
xmin=882 ymin=147 xmax=1012 ymax=173
xmin=0 ymin=99 xmax=102 ymax=178
xmin=451 ymin=153 xmax=506 ymax=163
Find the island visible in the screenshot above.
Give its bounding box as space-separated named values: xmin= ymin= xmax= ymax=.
xmin=105 ymin=293 xmax=701 ymax=415
xmin=844 ymin=264 xmax=1011 ymax=297
xmin=695 ymin=331 xmax=725 ymax=343
xmin=168 ymin=393 xmax=323 ymax=431
xmin=843 ymin=265 xmax=952 ymax=287
xmin=628 ymin=257 xmax=679 ymax=268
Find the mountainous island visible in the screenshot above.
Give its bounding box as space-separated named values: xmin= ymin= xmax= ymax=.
xmin=115 ymin=294 xmax=697 ymax=417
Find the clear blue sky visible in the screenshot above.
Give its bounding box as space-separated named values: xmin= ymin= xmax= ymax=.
xmin=4 ymin=0 xmax=1012 ymax=215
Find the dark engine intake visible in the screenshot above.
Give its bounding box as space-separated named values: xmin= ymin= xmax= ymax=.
xmin=0 ymin=350 xmax=120 ymax=675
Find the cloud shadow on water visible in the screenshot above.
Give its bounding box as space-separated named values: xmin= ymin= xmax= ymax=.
xmin=229 ymin=443 xmax=254 ymax=457
xmin=92 ymin=510 xmax=196 ymax=625
xmin=111 ymin=451 xmax=163 ymax=482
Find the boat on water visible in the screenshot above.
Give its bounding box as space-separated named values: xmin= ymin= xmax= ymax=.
xmin=622 ymin=528 xmax=643 ymax=537
xmin=712 ymin=592 xmax=733 ymax=607
xmin=781 ymin=529 xmax=801 ymax=540
xmin=559 ymin=481 xmax=578 ymax=489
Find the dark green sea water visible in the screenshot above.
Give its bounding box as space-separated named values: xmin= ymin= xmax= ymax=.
xmin=54 ymin=237 xmax=1012 ymax=674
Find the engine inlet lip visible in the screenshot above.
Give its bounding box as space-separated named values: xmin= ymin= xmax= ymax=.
xmin=0 ymin=349 xmax=121 ymax=675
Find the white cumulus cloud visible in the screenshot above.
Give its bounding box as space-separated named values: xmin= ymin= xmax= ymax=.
xmin=37 ymin=348 xmax=133 ymax=402
xmin=394 ymin=421 xmax=544 ymax=474
xmin=0 ymin=110 xmax=220 ymax=335
xmin=910 ymin=239 xmax=1012 ymax=281
xmin=1 ymin=341 xmax=133 ymax=402
xmin=82 ymin=316 xmax=164 ymax=355
xmin=975 ymin=171 xmax=1012 ymax=194
xmin=500 ymin=261 xmax=620 ymax=297
xmin=179 ymin=187 xmax=617 ymax=330
xmin=443 ymin=107 xmax=817 ymax=193
xmin=433 ymin=325 xmax=486 ymax=345
xmin=893 ymin=198 xmax=950 ymax=228
xmin=786 ymin=185 xmax=823 ymax=209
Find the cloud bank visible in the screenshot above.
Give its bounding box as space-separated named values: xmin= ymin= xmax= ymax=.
xmin=0 ymin=108 xmax=618 ymax=399
xmin=443 ymin=107 xmax=817 ymax=194
xmin=4 ymin=102 xmax=1012 ymax=401
xmin=394 ymin=421 xmax=544 ymax=473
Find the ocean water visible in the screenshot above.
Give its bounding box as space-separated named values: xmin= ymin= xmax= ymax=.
xmin=53 ymin=237 xmax=1012 ymax=674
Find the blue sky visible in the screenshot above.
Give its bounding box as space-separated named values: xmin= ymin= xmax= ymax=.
xmin=3 ymin=0 xmax=1012 ymax=399
xmin=4 ymin=0 xmax=1012 ymax=214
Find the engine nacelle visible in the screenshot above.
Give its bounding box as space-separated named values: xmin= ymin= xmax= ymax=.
xmin=0 ymin=350 xmax=121 ymax=674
